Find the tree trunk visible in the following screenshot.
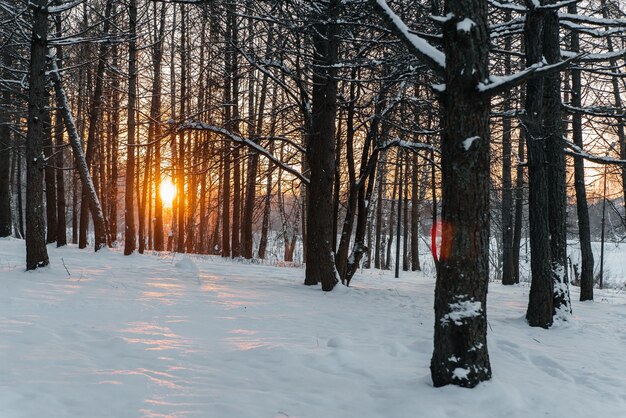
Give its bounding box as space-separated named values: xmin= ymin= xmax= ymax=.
xmin=403 ymin=158 xmax=409 ymax=271
xmin=124 ymin=0 xmax=138 ymax=255
xmin=54 ymin=123 xmax=69 ymax=247
xmin=176 ymin=6 xmax=187 ymax=253
xmin=431 ymin=147 xmax=439 ymax=274
xmin=54 ymin=24 xmax=67 ymax=247
xmin=524 ymin=4 xmax=554 ymax=328
xmin=429 ymin=0 xmax=492 ymax=387
xmin=186 ymin=135 xmax=197 ymax=253
xmin=303 ymin=0 xmax=340 ymax=291
xmin=15 ymin=148 xmax=25 ymax=239
xmin=335 ymin=135 xmax=357 ymax=280
xmin=374 ymin=154 xmax=385 ymax=269
xmin=258 ymin=163 xmax=272 ymax=259
xmin=43 ymin=90 xmax=57 ymax=244
xmin=411 ymin=154 xmax=421 ymax=271
xmin=25 ymin=0 xmax=50 ymax=270
xmin=543 ymin=2 xmax=571 ymax=316
xmin=152 ymin=3 xmax=166 ymax=252
xmin=221 ymin=4 xmax=233 ymax=258
xmin=511 ymin=130 xmax=525 ymax=284
xmin=108 ymin=43 xmax=120 ymax=245
xmin=501 ymin=18 xmax=514 ymax=285
xmin=569 ymin=2 xmax=593 ymax=301
xmin=0 ymin=50 xmax=12 ymax=237
xmin=385 ymin=162 xmax=398 ymax=270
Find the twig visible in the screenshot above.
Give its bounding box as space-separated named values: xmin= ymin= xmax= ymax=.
xmin=61 ymin=258 xmax=71 ymax=277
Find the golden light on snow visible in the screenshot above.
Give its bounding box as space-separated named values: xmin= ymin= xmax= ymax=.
xmin=160 ymin=179 xmax=176 ymax=208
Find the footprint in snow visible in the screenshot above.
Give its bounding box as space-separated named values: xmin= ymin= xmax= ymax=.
xmin=529 ymin=354 xmax=574 ymax=382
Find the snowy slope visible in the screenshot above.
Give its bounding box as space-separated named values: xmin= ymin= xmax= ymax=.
xmin=0 ymin=238 xmax=625 ymax=418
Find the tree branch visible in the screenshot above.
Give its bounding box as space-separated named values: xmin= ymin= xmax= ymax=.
xmin=177 ymin=119 xmax=310 ymax=184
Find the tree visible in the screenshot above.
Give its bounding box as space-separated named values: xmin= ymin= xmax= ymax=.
xmin=151 ymin=2 xmax=167 ymax=252
xmin=542 ymin=0 xmax=571 ymax=318
xmin=303 ymin=0 xmax=341 ymax=291
xmin=372 ymin=0 xmax=494 ymax=387
xmin=25 ymin=0 xmax=50 ymax=270
xmin=523 ymin=1 xmax=555 ymax=328
xmin=0 ymin=42 xmax=12 ymax=237
xmin=568 ymin=1 xmax=593 ymax=302
xmin=50 ymin=56 xmax=108 ymax=252
xmin=53 ymin=8 xmax=67 ymax=247
xmin=78 ymin=0 xmax=114 ymax=250
xmin=124 ymin=0 xmax=138 ymax=256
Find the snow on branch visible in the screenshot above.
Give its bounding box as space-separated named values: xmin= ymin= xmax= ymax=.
xmin=535 ymin=0 xmax=578 ymax=11
xmin=560 ymin=20 xmax=626 ymax=37
xmin=561 ymin=49 xmax=626 ymax=62
xmin=562 ymin=103 xmax=624 ymax=118
xmin=559 ymin=12 xmax=626 ymax=27
xmin=564 ymin=140 xmax=626 ymax=166
xmin=177 ymin=120 xmax=309 ymax=184
xmin=369 ymin=0 xmax=445 ymax=75
xmin=487 ymin=0 xmax=526 ymax=12
xmin=377 ymin=137 xmax=440 ymax=154
xmin=49 ymin=0 xmax=85 ymax=14
xmin=478 ymin=55 xmax=582 ymax=97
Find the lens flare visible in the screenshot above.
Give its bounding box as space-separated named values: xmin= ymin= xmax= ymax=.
xmin=159 ymin=179 xmax=176 ymax=207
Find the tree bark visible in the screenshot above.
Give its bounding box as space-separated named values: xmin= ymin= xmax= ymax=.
xmin=152 ymin=3 xmax=166 ymax=252
xmin=569 ymin=2 xmax=593 ymax=301
xmin=374 ymin=154 xmax=385 ymax=269
xmin=542 ymin=2 xmax=571 ymax=317
xmin=54 ymin=12 xmax=66 ymax=247
xmin=524 ymin=4 xmax=553 ymax=328
xmin=511 ymin=130 xmax=525 ymax=284
xmin=411 ymin=154 xmax=421 ymax=271
xmin=0 ymin=49 xmax=12 ymax=237
xmin=403 ymin=158 xmax=409 ymax=271
xmin=428 ymin=0 xmax=493 ymax=387
xmin=15 ymin=148 xmax=25 ymax=239
xmin=43 ymin=90 xmax=57 ymax=244
xmin=501 ymin=16 xmax=514 ymax=285
xmin=124 ymin=0 xmax=138 ymax=255
xmin=303 ymin=0 xmax=340 ymax=291
xmin=25 ymin=0 xmax=50 ymax=270
xmin=176 ymin=6 xmax=187 ymax=253
xmin=108 ymin=43 xmax=120 ymax=245
xmin=385 ymin=162 xmax=398 ymax=270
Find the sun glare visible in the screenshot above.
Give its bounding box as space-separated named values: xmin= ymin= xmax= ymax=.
xmin=160 ymin=179 xmax=176 ymax=208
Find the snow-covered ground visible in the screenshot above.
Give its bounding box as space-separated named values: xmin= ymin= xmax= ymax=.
xmin=1 ymin=238 xmax=625 ymax=418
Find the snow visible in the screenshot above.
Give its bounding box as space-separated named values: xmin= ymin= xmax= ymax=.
xmin=430 ymin=13 xmax=454 ymax=23
xmin=463 ymin=136 xmax=480 ymax=151
xmin=374 ymin=0 xmax=446 ymax=69
xmin=431 ymin=83 xmax=446 ymax=92
xmin=1 ymin=238 xmax=626 ymax=417
xmin=441 ymin=299 xmax=482 ymax=326
xmin=456 ymin=18 xmax=476 ymax=33
xmin=452 ymin=367 xmax=470 ymax=380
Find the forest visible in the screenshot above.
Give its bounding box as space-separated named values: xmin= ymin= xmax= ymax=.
xmin=1 ymin=0 xmax=626 ymax=397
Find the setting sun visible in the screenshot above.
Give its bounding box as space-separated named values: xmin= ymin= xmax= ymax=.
xmin=160 ymin=179 xmax=176 ymax=208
